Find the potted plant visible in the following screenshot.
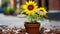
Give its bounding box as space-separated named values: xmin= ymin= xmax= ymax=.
xmin=15 ymin=8 xmax=21 ymax=15
xmin=22 ymin=0 xmax=47 ymax=34
xmin=3 ymin=6 xmax=15 ymax=15
xmin=7 ymin=6 xmax=15 ymax=15
xmin=3 ymin=7 xmax=10 ymax=15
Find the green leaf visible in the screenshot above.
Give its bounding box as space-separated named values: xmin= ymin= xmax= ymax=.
xmin=38 ymin=17 xmax=44 ymax=21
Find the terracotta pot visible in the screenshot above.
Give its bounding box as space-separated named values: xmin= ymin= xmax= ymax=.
xmin=4 ymin=11 xmax=14 ymax=15
xmin=4 ymin=12 xmax=10 ymax=15
xmin=24 ymin=23 xmax=40 ymax=34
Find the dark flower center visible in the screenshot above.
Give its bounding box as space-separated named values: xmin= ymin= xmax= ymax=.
xmin=28 ymin=5 xmax=34 ymax=10
xmin=40 ymin=10 xmax=43 ymax=12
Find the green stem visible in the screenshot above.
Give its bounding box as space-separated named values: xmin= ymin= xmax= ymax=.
xmin=31 ymin=18 xmax=32 ymax=23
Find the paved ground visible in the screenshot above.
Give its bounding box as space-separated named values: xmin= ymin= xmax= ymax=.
xmin=0 ymin=13 xmax=60 ymax=29
xmin=0 ymin=13 xmax=27 ymax=28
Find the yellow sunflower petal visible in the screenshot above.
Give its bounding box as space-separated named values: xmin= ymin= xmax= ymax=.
xmin=26 ymin=2 xmax=29 ymax=5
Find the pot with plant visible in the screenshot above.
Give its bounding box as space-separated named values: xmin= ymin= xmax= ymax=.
xmin=3 ymin=7 xmax=10 ymax=15
xmin=15 ymin=8 xmax=21 ymax=15
xmin=22 ymin=0 xmax=47 ymax=34
xmin=4 ymin=6 xmax=15 ymax=15
xmin=7 ymin=6 xmax=15 ymax=15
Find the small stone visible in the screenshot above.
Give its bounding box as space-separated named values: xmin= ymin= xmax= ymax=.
xmin=25 ymin=33 xmax=29 ymax=34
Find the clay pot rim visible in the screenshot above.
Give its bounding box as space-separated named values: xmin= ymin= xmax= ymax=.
xmin=25 ymin=22 xmax=40 ymax=24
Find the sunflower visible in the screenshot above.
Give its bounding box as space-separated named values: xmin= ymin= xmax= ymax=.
xmin=37 ymin=7 xmax=47 ymax=16
xmin=23 ymin=0 xmax=38 ymax=15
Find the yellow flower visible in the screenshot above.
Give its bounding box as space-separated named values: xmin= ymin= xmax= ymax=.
xmin=37 ymin=7 xmax=47 ymax=16
xmin=23 ymin=0 xmax=38 ymax=15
